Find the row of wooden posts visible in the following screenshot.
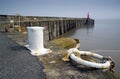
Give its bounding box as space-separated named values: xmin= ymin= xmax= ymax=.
xmin=0 ymin=15 xmax=94 ymax=40
xmin=19 ymin=19 xmax=88 ymax=40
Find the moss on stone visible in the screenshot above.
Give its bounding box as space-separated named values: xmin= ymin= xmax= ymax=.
xmin=50 ymin=38 xmax=77 ymax=48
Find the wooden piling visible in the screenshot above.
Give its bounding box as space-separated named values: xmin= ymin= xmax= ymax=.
xmin=0 ymin=15 xmax=94 ymax=40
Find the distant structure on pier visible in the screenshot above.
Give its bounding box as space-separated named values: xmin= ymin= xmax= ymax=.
xmin=87 ymin=13 xmax=90 ymax=19
xmin=85 ymin=13 xmax=93 ymax=25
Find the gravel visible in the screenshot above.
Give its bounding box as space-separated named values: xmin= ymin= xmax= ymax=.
xmin=0 ymin=32 xmax=46 ymax=79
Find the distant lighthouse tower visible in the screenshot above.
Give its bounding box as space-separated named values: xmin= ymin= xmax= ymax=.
xmin=87 ymin=13 xmax=90 ymax=19
xmin=85 ymin=13 xmax=90 ymax=24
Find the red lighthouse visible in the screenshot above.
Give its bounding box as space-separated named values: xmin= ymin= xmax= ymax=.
xmin=87 ymin=13 xmax=90 ymax=19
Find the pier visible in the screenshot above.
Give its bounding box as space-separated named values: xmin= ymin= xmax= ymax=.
xmin=0 ymin=15 xmax=94 ymax=40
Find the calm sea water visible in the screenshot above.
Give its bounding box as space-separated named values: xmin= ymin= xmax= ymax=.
xmin=64 ymin=19 xmax=120 ymax=75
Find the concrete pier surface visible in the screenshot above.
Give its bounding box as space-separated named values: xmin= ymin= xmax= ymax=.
xmin=0 ymin=32 xmax=46 ymax=79
xmin=3 ymin=31 xmax=119 ymax=79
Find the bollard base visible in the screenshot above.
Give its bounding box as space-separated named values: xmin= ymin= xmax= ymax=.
xmin=25 ymin=45 xmax=52 ymax=56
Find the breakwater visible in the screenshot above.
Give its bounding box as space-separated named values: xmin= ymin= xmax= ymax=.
xmin=0 ymin=15 xmax=94 ymax=40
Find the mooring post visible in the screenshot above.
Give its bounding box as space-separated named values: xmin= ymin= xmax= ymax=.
xmin=26 ymin=26 xmax=52 ymax=56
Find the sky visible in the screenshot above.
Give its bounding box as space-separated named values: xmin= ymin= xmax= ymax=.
xmin=0 ymin=0 xmax=120 ymax=19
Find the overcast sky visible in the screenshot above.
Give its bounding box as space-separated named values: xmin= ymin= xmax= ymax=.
xmin=0 ymin=0 xmax=120 ymax=19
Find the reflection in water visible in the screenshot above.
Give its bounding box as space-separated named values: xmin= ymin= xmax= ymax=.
xmin=79 ymin=25 xmax=94 ymax=36
xmin=64 ymin=24 xmax=94 ymax=37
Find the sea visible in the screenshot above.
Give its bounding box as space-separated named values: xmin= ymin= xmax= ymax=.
xmin=63 ymin=19 xmax=120 ymax=75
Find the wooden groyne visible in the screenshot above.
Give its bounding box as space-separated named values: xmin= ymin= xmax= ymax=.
xmin=0 ymin=15 xmax=94 ymax=40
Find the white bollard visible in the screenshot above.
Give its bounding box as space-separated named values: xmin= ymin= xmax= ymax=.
xmin=26 ymin=26 xmax=52 ymax=56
